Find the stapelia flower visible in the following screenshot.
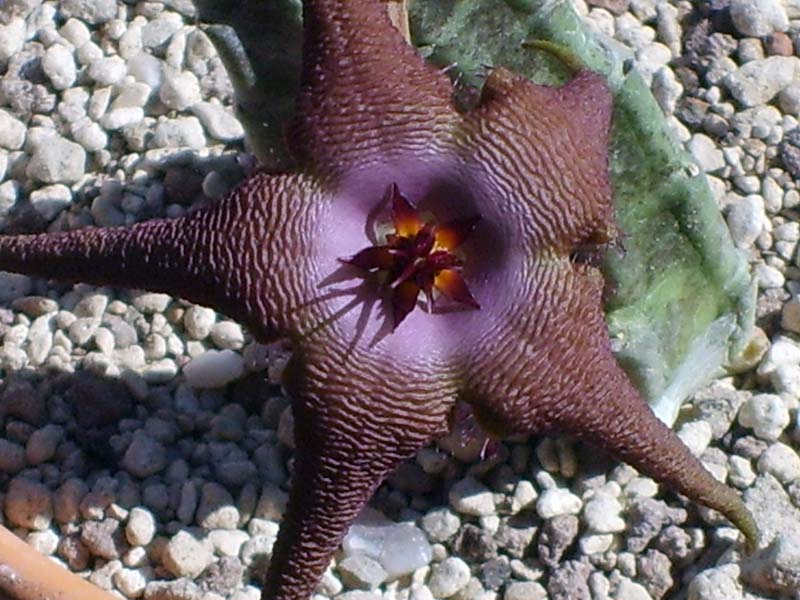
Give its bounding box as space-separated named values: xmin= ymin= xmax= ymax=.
xmin=0 ymin=1 xmax=757 ymax=599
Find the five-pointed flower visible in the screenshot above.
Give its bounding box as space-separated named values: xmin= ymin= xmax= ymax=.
xmin=0 ymin=1 xmax=756 ymax=599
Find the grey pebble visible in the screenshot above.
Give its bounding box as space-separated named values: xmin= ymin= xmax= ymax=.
xmin=25 ymin=424 xmax=63 ymax=465
xmin=60 ymin=0 xmax=117 ymax=24
xmin=0 ymin=438 xmax=26 ymax=473
xmin=122 ymin=431 xmax=168 ymax=478
xmin=81 ymin=518 xmax=125 ymax=560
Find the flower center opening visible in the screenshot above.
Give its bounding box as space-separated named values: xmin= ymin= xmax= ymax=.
xmin=340 ymin=183 xmax=481 ymax=330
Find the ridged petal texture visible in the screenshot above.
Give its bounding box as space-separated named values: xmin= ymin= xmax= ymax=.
xmin=0 ymin=1 xmax=756 ymax=600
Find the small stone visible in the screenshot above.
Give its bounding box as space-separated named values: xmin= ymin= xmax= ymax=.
xmin=42 ymin=44 xmax=76 ymax=90
xmin=742 ymin=531 xmax=800 ymax=595
xmin=197 ymin=482 xmax=239 ymax=530
xmin=152 ymin=117 xmax=206 ymax=149
xmin=126 ymin=507 xmax=157 ymax=546
xmin=191 ymin=102 xmax=244 ymax=141
xmin=738 ymin=394 xmax=790 ymax=440
xmin=428 ymin=557 xmax=471 ymax=598
xmin=338 ymin=554 xmax=388 ymax=589
xmin=207 ymin=529 xmax=249 ymax=557
xmin=127 ymin=52 xmax=164 ymax=89
xmin=160 ymin=70 xmax=202 ymax=111
xmin=0 ymin=110 xmax=25 ymax=151
xmin=688 ymin=564 xmax=743 ymax=600
xmin=677 ymin=421 xmax=713 ymax=457
xmin=0 ymin=273 xmax=33 ymax=302
xmin=421 ymin=508 xmax=461 ymax=543
xmin=132 ymin=293 xmax=172 ymax=313
xmin=723 ymin=57 xmax=800 ymax=107
xmin=81 ymin=518 xmax=124 ymax=560
xmin=68 ymin=118 xmax=106 ymax=153
xmin=536 ymin=488 xmax=582 ymax=519
xmin=504 ymin=581 xmax=547 ymax=600
xmin=88 ymin=56 xmax=128 ymax=86
xmin=25 ymin=424 xmax=63 ymax=465
xmin=779 ymin=81 xmax=800 ymax=115
xmin=5 ymin=477 xmax=53 ymax=530
xmin=142 ymin=13 xmax=183 ymax=48
xmin=162 ymin=530 xmax=214 ymax=579
xmin=29 ymin=183 xmax=72 ymax=221
xmin=0 ymin=18 xmax=25 ymax=64
xmin=757 ymin=442 xmax=800 ymax=483
xmin=60 ymin=0 xmax=117 ymax=24
xmin=726 ymin=195 xmax=765 ymax=249
xmin=582 ymin=492 xmax=625 ymax=533
xmin=59 ymin=18 xmax=91 ymax=47
xmin=448 ymin=476 xmax=495 ymax=517
xmin=0 ymin=439 xmax=26 ymax=473
xmin=688 ymin=134 xmax=725 ymax=172
xmin=730 ymin=0 xmax=788 ymax=37
xmin=101 ymin=107 xmax=145 ymax=131
xmin=143 ymin=578 xmax=201 ymax=600
xmin=537 ymin=514 xmax=579 ymax=567
xmin=184 ymin=305 xmax=215 ymax=339
xmin=183 ymin=349 xmax=245 ymax=388
xmin=615 ymin=579 xmax=653 ymax=600
xmin=111 ymin=82 xmax=152 ymax=110
xmin=26 ymin=136 xmax=86 ymax=184
xmin=755 ymin=263 xmax=784 ymax=289
xmin=121 ymin=431 xmax=167 ymax=478
xmin=114 ymin=567 xmax=149 ymax=598
xmin=210 ymin=321 xmax=245 ymax=350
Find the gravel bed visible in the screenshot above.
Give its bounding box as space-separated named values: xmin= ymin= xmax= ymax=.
xmin=1 ymin=0 xmax=800 ymax=599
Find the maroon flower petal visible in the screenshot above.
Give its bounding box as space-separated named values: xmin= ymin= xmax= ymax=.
xmin=433 ymin=268 xmax=480 ymax=309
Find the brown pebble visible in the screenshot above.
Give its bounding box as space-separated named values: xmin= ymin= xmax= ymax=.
xmin=765 ymin=32 xmax=793 ymax=56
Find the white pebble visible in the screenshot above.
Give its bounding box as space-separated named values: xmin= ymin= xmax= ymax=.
xmin=0 ymin=18 xmax=26 ymax=63
xmin=192 ymin=102 xmax=244 ymax=141
xmin=59 ymin=18 xmax=91 ymax=47
xmin=211 ymin=321 xmax=245 ymax=350
xmin=730 ymin=0 xmax=788 ymax=36
xmin=152 ymin=116 xmax=206 ymax=149
xmin=101 ymin=107 xmax=145 ymax=131
xmin=582 ymin=492 xmax=626 ymax=533
xmin=126 ymin=507 xmax=156 ymax=546
xmin=427 ymin=557 xmax=471 ymax=598
xmin=738 ymin=394 xmax=790 ymax=441
xmin=677 ymin=421 xmax=713 ymax=457
xmin=536 ymin=488 xmax=582 ymax=519
xmin=448 ymin=476 xmax=495 ymax=517
xmin=127 ymin=52 xmax=163 ymax=88
xmin=184 ymin=305 xmax=215 ymax=339
xmin=26 ymin=136 xmax=86 ymax=184
xmin=688 ymin=564 xmax=743 ymax=600
xmin=29 ymin=184 xmax=72 ymax=221
xmin=757 ymin=442 xmax=800 ymax=483
xmin=88 ymin=56 xmax=128 ymax=86
xmin=726 ymin=195 xmax=765 ymax=249
xmin=0 ymin=109 xmax=26 ymax=150
xmin=183 ymin=349 xmax=245 ymax=388
xmin=688 ymin=134 xmax=725 ymax=173
xmin=42 ymin=44 xmax=77 ymax=90
xmin=160 ymin=69 xmax=202 ymax=111
xmin=161 ymin=530 xmax=213 ymax=578
xmin=723 ymin=57 xmax=800 ymax=108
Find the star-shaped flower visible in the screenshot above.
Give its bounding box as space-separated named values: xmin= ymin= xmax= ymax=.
xmin=0 ymin=1 xmax=756 ymax=599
